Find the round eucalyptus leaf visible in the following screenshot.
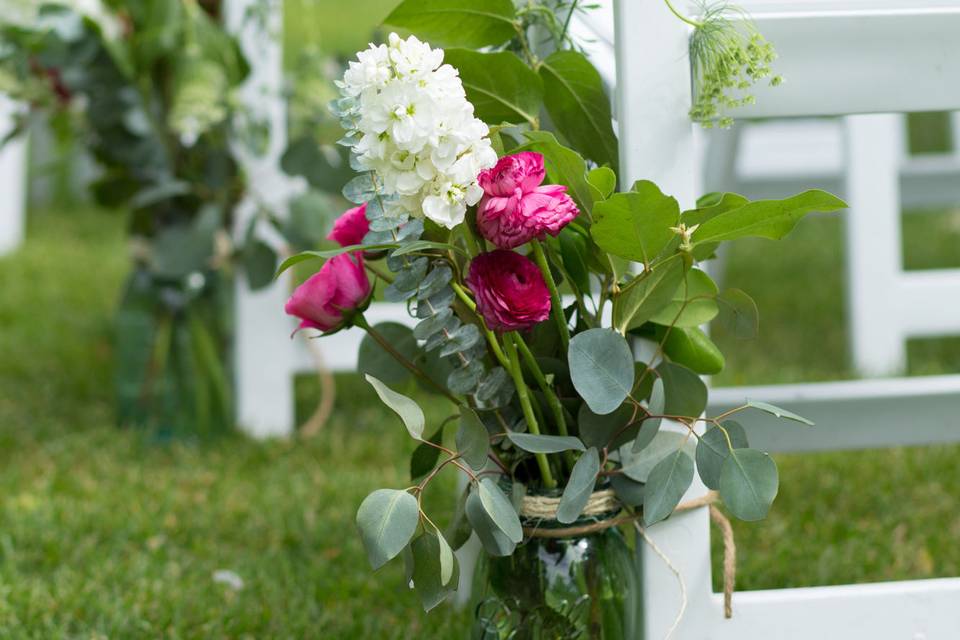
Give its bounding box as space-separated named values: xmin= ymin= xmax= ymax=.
xmin=643 ymin=449 xmax=695 ymax=526
xmin=656 ymin=361 xmax=707 ymax=418
xmin=695 ymin=421 xmax=748 ymax=490
xmin=457 ymin=406 xmax=489 ymax=471
xmin=356 ymin=489 xmax=420 ymax=570
xmin=465 ymin=491 xmax=516 ymax=557
xmin=478 ymin=477 xmax=523 ymax=543
xmin=557 ymin=448 xmax=600 ymax=524
xmin=365 ymin=374 xmax=424 ymax=440
xmin=719 ymin=448 xmax=779 ymax=521
xmin=568 ymin=328 xmax=634 ymax=415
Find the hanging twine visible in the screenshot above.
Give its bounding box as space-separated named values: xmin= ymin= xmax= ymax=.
xmin=521 ymin=489 xmax=736 ymax=623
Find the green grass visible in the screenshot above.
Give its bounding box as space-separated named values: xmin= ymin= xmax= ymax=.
xmin=3 ymin=205 xmax=959 ymax=636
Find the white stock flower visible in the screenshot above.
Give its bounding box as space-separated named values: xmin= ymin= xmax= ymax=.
xmin=338 ymin=33 xmax=496 ymax=228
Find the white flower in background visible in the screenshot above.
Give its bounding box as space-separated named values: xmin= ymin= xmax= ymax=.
xmin=336 ymin=33 xmax=497 ymax=228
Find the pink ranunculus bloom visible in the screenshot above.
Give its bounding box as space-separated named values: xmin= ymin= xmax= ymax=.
xmin=477 ymin=151 xmax=546 ymax=197
xmin=327 ymin=203 xmax=370 ymax=248
xmin=285 ymin=253 xmax=372 ymax=334
xmin=466 ymin=250 xmax=551 ymax=332
xmin=476 ymin=152 xmax=580 ymax=249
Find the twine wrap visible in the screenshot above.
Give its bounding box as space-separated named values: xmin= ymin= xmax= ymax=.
xmin=520 ymin=489 xmax=736 ymax=621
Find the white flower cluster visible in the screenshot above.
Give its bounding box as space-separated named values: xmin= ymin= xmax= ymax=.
xmin=336 ymin=33 xmax=497 ymax=228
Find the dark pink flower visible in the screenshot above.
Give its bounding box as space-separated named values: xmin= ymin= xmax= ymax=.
xmin=285 ymin=253 xmax=371 ymax=334
xmin=477 ymin=151 xmax=545 ymax=197
xmin=327 ymin=203 xmax=369 ymax=248
xmin=476 ymin=152 xmax=580 ymax=249
xmin=466 ymin=250 xmax=551 ymax=332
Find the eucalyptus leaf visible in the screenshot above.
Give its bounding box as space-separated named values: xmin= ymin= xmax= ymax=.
xmin=457 ymin=406 xmax=489 ymax=471
xmin=446 ymin=359 xmax=483 ymax=394
xmin=610 ymin=474 xmax=645 ymax=507
xmin=577 ymin=402 xmax=634 ymax=450
xmin=444 ymin=48 xmax=542 ymax=126
xmin=411 ymin=531 xmax=456 ymax=611
xmin=746 ymin=400 xmax=815 ymax=426
xmin=557 ymin=448 xmax=600 ymax=524
xmin=506 ymin=432 xmax=586 ymax=454
xmin=592 ymin=181 xmax=680 ymax=264
xmin=632 ymin=378 xmax=665 ymax=453
xmin=719 ymin=448 xmax=779 ymax=521
xmin=696 ymin=421 xmax=748 ymax=490
xmin=465 ymin=491 xmax=515 ymax=556
xmin=365 ymin=374 xmax=425 ymax=440
xmin=620 ymin=431 xmax=694 ymax=483
xmin=643 ymin=449 xmax=695 ymax=526
xmin=356 ymin=489 xmax=420 ymax=570
xmin=478 ymin=477 xmax=523 ymax=543
xmin=656 ymin=361 xmax=707 ymax=418
xmin=384 ymin=0 xmax=517 ymax=48
xmin=568 ymin=328 xmax=634 ymax=415
xmin=276 ymin=244 xmax=397 ymax=275
xmin=539 ymin=50 xmax=618 ymax=172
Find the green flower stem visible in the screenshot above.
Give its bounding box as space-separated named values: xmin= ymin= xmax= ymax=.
xmin=531 ymin=239 xmax=570 ymax=352
xmin=511 ymin=332 xmax=568 ymax=437
xmin=354 ymin=315 xmax=459 ymax=404
xmin=450 ymin=281 xmax=510 ymax=370
xmin=502 ymin=333 xmax=556 ymax=489
xmin=663 ymin=0 xmax=704 ymax=28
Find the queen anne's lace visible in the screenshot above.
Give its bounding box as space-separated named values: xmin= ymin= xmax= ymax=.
xmin=336 ymin=33 xmax=497 ymax=228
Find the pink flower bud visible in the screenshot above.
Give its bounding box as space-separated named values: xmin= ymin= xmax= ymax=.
xmin=466 ymin=250 xmax=551 ymax=332
xmin=327 ymin=203 xmax=370 ymax=248
xmin=285 ymin=253 xmax=372 ymax=334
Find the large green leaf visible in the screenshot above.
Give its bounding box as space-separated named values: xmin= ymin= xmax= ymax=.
xmin=719 ymin=448 xmax=779 ymax=521
xmin=506 ymin=432 xmax=586 ymax=454
xmin=356 ymin=489 xmax=420 ymax=570
xmin=663 ymin=326 xmax=725 ymax=375
xmin=695 ymin=421 xmax=748 ymax=490
xmin=515 ymin=131 xmax=593 ymax=212
xmin=650 ymin=268 xmax=719 ymax=328
xmin=444 ymin=48 xmax=542 ymax=126
xmin=643 ymin=449 xmax=695 ymax=526
xmin=568 ymin=329 xmax=635 ymax=415
xmin=557 ymin=448 xmax=600 ymax=524
xmin=539 ymin=50 xmax=618 ymax=173
xmin=477 ymin=478 xmax=523 ymax=543
xmin=692 ymin=190 xmax=847 ymax=245
xmin=578 ymin=402 xmax=634 ymax=449
xmin=656 ymin=361 xmax=707 ymax=418
xmin=365 ymin=374 xmax=425 ymax=440
xmin=358 ymin=323 xmax=420 ymax=386
xmin=384 ymin=0 xmax=517 ymax=48
xmin=592 ymin=181 xmax=680 ymax=265
xmin=613 ymin=254 xmax=685 ymax=333
xmin=716 ymin=289 xmax=759 ymax=339
xmin=456 ymin=406 xmax=489 ymax=471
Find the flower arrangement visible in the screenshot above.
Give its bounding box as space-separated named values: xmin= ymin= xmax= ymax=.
xmin=281 ymin=8 xmax=845 ymax=616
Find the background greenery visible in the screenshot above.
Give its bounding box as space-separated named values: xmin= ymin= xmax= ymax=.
xmin=0 ymin=2 xmax=958 ymax=637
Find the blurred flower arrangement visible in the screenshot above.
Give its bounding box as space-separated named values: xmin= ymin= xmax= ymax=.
xmin=0 ymin=0 xmax=291 ymax=437
xmin=280 ymin=1 xmax=845 ymax=633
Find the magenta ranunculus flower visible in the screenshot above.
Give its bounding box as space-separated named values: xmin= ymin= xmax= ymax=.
xmin=327 ymin=203 xmax=370 ymax=248
xmin=285 ymin=253 xmax=372 ymax=334
xmin=466 ymin=250 xmax=551 ymax=332
xmin=476 ymin=152 xmax=580 ymax=249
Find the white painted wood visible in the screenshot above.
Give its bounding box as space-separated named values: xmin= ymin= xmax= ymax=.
xmin=0 ymin=96 xmax=27 ymax=256
xmin=225 ymin=0 xmax=302 ymax=438
xmin=844 ymin=114 xmax=907 ymax=376
xmin=709 ymin=374 xmax=960 ymax=452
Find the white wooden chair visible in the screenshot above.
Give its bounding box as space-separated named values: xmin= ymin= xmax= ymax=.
xmin=617 ymin=1 xmax=960 ymax=636
xmin=0 ymin=96 xmax=28 ymax=256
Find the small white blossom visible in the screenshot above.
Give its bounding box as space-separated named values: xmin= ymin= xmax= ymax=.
xmin=338 ymin=33 xmax=496 ymax=228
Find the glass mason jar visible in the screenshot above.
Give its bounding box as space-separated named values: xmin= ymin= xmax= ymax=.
xmin=471 ymin=518 xmax=642 ymax=640
xmin=115 ymin=264 xmax=234 ymax=440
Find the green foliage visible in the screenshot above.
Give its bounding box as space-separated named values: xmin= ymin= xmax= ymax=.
xmin=506 ymin=433 xmax=586 ymax=454
xmin=411 ymin=531 xmax=458 ymax=611
xmin=746 ymin=400 xmax=814 ymax=426
xmin=592 ymin=181 xmax=680 ymax=264
xmin=456 ymin=406 xmax=489 ymax=471
xmin=719 ymin=449 xmax=779 ymax=521
xmin=696 ymin=421 xmax=748 ymax=489
xmin=656 ymin=361 xmax=708 ymax=417
xmin=650 ymin=268 xmax=719 ymax=328
xmin=556 ymin=448 xmax=600 ymax=523
xmin=476 ymin=478 xmax=523 ymax=544
xmin=538 ymin=50 xmax=619 ymax=172
xmin=443 ymin=49 xmax=542 ymax=126
xmin=662 ymin=326 xmax=726 ymax=375
xmin=643 ymin=448 xmax=696 ymax=526
xmin=359 ymin=323 xmax=421 ymax=385
xmin=612 ymin=254 xmax=685 ymax=333
xmin=568 ymin=329 xmax=635 ymax=415
xmin=692 ymin=190 xmax=847 ymax=244
xmin=514 ymin=131 xmax=594 ymax=212
xmin=384 ymin=0 xmax=517 ymax=48
xmin=365 ymin=375 xmax=426 ymax=440
xmin=356 ymin=489 xmax=421 ymax=570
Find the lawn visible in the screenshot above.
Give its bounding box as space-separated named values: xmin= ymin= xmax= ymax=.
xmin=0 ymin=204 xmax=958 ymax=637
